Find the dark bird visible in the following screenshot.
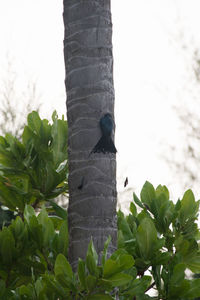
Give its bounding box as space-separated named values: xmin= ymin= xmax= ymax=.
xmin=91 ymin=113 xmax=117 ymax=154
xmin=124 ymin=177 xmax=128 ymax=187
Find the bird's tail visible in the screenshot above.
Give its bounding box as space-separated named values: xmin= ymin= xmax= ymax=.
xmin=91 ymin=135 xmax=117 ymax=154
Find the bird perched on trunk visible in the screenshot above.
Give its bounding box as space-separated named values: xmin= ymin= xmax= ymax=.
xmin=124 ymin=177 xmax=128 ymax=187
xmin=91 ymin=113 xmax=117 ymax=154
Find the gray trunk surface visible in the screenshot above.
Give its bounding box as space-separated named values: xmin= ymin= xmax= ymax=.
xmin=63 ymin=0 xmax=117 ymax=269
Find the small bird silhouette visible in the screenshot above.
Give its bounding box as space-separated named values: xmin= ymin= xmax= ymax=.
xmin=91 ymin=113 xmax=117 ymax=154
xmin=124 ymin=177 xmax=128 ymax=187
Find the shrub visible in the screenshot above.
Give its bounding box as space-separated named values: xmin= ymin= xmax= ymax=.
xmin=0 ymin=112 xmax=200 ymax=299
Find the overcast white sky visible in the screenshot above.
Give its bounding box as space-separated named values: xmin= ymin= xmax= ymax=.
xmin=0 ymin=0 xmax=200 ymax=207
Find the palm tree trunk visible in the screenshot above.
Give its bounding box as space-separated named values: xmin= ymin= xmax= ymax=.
xmin=63 ymin=0 xmax=117 ymax=269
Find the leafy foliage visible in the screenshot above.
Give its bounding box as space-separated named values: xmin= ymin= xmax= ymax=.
xmin=118 ymin=181 xmax=200 ymax=299
xmin=0 ymin=113 xmax=200 ymax=299
xmin=0 ymin=110 xmax=68 ymax=219
xmin=1 ymin=181 xmax=200 ymax=299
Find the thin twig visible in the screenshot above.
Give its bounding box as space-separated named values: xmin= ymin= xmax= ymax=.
xmin=145 ymin=281 xmax=155 ymax=293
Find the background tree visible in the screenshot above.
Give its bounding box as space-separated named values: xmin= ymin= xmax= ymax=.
xmin=0 ymin=56 xmax=41 ymax=138
xmin=161 ymin=15 xmax=200 ymax=195
xmin=0 ymin=57 xmax=43 ymax=226
xmin=0 ymin=57 xmax=68 ymax=222
xmin=63 ymin=0 xmax=117 ymax=269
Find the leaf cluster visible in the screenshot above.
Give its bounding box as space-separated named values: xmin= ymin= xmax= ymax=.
xmin=118 ymin=181 xmax=200 ymax=299
xmin=0 ymin=110 xmax=68 ymax=225
xmin=0 ymin=112 xmax=200 ymax=299
xmin=0 ymin=205 xmax=68 ymax=299
xmin=1 ymin=182 xmax=200 ymax=299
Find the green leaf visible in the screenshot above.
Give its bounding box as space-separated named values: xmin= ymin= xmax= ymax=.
xmin=124 ymin=276 xmax=152 ymax=296
xmin=25 ymin=210 xmax=43 ymax=249
xmin=170 ymin=263 xmax=186 ymax=285
xmin=48 ymin=216 xmax=63 ymax=230
xmin=39 ymin=119 xmax=51 ymax=146
xmin=18 ymin=284 xmax=32 ymax=297
xmin=102 ymin=236 xmax=111 ymax=266
xmin=117 ymin=211 xmax=133 ymax=241
xmin=185 ymin=254 xmax=200 ymax=273
xmin=51 ymin=116 xmax=68 ymax=168
xmin=30 ymin=220 xmax=43 ymax=249
xmin=48 ymin=199 xmax=68 ymax=220
xmin=55 ymin=253 xmax=73 ymax=279
xmin=0 ymin=182 xmax=18 ymax=210
xmin=156 ymin=199 xmax=174 ymax=233
xmin=46 ymin=184 xmax=68 ymax=200
xmin=140 ymin=181 xmax=155 ymax=208
xmin=103 ymin=252 xmax=134 ymax=278
xmin=35 ymin=277 xmax=46 ymax=298
xmin=155 ymin=184 xmax=169 ymax=200
xmin=86 ymin=275 xmax=97 ymax=291
xmin=133 ymin=192 xmax=144 ymax=208
xmin=12 ymin=216 xmax=24 ymax=238
xmin=38 ymin=207 xmax=55 ymax=248
xmin=27 ymin=111 xmax=42 ymax=135
xmin=117 ymin=229 xmax=125 ymax=249
xmin=130 ymin=202 xmax=137 ymax=216
xmin=57 ymin=220 xmax=68 ymax=256
xmin=2 ymin=134 xmax=23 ymax=165
xmin=103 ymin=259 xmax=120 ymax=278
xmin=88 ymin=239 xmax=98 ymax=264
xmin=118 ymin=253 xmax=135 ymax=269
xmin=185 ymin=279 xmax=200 ymax=298
xmin=169 ymin=279 xmax=190 ymax=298
xmin=86 ymin=240 xmax=98 ymax=276
xmin=78 ymin=258 xmax=87 ymax=289
xmin=86 ymin=253 xmax=98 ymax=276
xmin=43 ymin=274 xmax=67 ymax=298
xmin=43 ymin=162 xmax=56 ymax=193
xmin=180 ymin=190 xmax=199 ymax=223
xmin=24 ymin=204 xmax=36 ymax=224
xmin=175 ymin=198 xmax=181 ymax=211
xmin=37 ymin=205 xmax=49 ymax=222
xmin=17 ymin=259 xmax=45 ymax=276
xmin=175 ymin=237 xmax=197 ymax=257
xmin=126 ymin=266 xmax=137 ymax=280
xmin=102 ymin=272 xmax=132 ymax=287
xmin=152 ymin=251 xmax=171 ymax=265
xmin=136 ymin=217 xmax=157 ymax=260
xmin=0 ymin=228 xmax=15 ymax=266
xmin=110 ymin=248 xmax=127 ymax=260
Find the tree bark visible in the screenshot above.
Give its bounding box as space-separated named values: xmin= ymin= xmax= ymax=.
xmin=63 ymin=0 xmax=117 ymax=269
